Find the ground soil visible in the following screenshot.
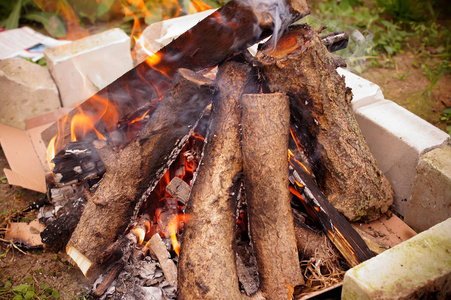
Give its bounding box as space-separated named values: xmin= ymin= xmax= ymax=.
xmin=0 ymin=49 xmax=449 ymax=299
xmin=358 ymin=52 xmax=451 ymax=132
xmin=0 ymin=148 xmax=89 ymax=299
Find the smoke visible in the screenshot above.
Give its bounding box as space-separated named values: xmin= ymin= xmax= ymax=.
xmin=247 ymin=0 xmax=293 ymax=49
xmin=345 ymin=30 xmax=374 ymax=71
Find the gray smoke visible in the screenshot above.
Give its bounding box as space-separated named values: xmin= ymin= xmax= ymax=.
xmin=247 ymin=0 xmax=292 ymax=49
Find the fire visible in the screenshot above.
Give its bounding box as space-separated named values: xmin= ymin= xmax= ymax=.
xmin=70 ymin=113 xmax=106 ymax=142
xmin=168 ymin=214 xmax=190 ymax=256
xmin=132 ymin=227 xmax=146 ymax=244
xmin=46 ymin=136 xmax=56 ymax=170
xmin=288 ymin=149 xmax=311 ymax=175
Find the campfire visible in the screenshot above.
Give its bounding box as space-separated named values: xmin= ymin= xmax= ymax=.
xmin=39 ymin=0 xmax=394 ymax=299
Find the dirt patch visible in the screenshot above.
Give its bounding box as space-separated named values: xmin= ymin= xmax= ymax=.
xmin=0 ymin=148 xmax=89 ymax=299
xmin=357 ymin=52 xmax=451 ymax=132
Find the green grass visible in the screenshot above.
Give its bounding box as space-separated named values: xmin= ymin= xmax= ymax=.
xmin=0 ymin=277 xmax=60 ymax=300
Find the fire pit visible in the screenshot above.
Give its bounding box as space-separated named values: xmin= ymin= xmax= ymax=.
xmin=1 ymin=0 xmax=450 ymax=299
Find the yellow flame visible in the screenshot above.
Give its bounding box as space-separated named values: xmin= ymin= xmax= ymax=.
xmin=132 ymin=227 xmax=146 ymax=244
xmin=46 ymin=135 xmax=57 ymax=170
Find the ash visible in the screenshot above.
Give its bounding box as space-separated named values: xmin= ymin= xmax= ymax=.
xmin=96 ymin=255 xmax=177 ymax=300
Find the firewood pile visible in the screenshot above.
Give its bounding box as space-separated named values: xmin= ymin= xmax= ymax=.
xmin=39 ymin=0 xmax=394 ymax=299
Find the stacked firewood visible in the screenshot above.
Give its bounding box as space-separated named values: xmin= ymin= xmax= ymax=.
xmin=40 ymin=0 xmax=394 ymax=299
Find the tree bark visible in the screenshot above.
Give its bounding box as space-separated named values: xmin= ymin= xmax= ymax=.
xmin=241 ymin=93 xmax=303 ymax=300
xmin=257 ymin=24 xmax=393 ymax=222
xmin=66 ymin=69 xmax=215 ymax=280
xmin=178 ymin=60 xmax=251 ymax=300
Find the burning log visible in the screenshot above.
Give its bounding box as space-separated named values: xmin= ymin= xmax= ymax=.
xmin=42 ymin=0 xmax=310 ymax=151
xmin=66 ymin=69 xmax=216 ymax=280
xmin=257 ymin=24 xmax=394 ymax=222
xmin=289 ymin=156 xmax=375 ymax=266
xmin=241 ymin=93 xmax=303 ymax=300
xmin=178 ymin=60 xmax=250 ymax=300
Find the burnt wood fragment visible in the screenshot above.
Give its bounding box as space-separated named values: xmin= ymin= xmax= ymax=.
xmin=320 ymin=31 xmax=349 ymax=53
xmin=51 ymin=140 xmax=105 ymax=186
xmin=178 ymin=60 xmax=251 ymax=300
xmin=40 ymin=196 xmax=86 ymax=252
xmin=241 ymin=93 xmax=303 ymax=300
xmin=66 ymin=69 xmax=216 ymax=280
xmin=257 ymin=24 xmax=393 ymax=222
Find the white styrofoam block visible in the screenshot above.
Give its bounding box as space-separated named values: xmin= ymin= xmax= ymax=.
xmin=337 ymin=67 xmax=385 ymax=110
xmin=342 ymin=218 xmax=451 ymax=300
xmin=354 ymin=100 xmax=449 ymax=216
xmin=44 ymin=28 xmax=133 ymax=108
xmin=405 ymin=146 xmax=451 ymax=232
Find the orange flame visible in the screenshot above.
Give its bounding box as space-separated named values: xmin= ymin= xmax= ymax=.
xmin=168 ymin=214 xmax=190 ymax=256
xmin=46 ymin=136 xmax=57 ymax=170
xmin=191 ymin=0 xmax=213 ymax=12
xmin=132 ymin=227 xmax=146 ymax=244
xmin=288 ymin=149 xmax=311 ymax=175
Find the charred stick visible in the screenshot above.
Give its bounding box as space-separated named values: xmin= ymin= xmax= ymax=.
xmin=241 ymin=93 xmax=303 ymax=300
xmin=320 ymin=31 xmax=349 ymax=53
xmin=66 ymin=69 xmax=215 ymax=281
xmin=178 ymin=60 xmax=251 ymax=300
xmin=289 ymin=156 xmax=374 ymax=266
xmin=92 ymin=262 xmax=124 ymax=298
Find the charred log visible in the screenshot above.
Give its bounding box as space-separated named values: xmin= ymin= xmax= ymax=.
xmin=178 ymin=60 xmax=251 ymax=300
xmin=256 ymin=24 xmax=393 ymax=222
xmin=66 ymin=69 xmax=215 ymax=280
xmin=241 ymin=93 xmax=303 ymax=300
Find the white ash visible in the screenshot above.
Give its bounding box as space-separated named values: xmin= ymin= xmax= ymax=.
xmin=98 ymin=255 xmax=177 ymax=300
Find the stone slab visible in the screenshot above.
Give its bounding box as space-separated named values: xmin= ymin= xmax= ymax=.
xmin=405 ymin=146 xmax=451 ymax=232
xmin=342 ymin=218 xmax=451 ymax=300
xmin=0 ymin=58 xmax=60 ymax=129
xmin=44 ymin=28 xmax=133 ymax=108
xmin=354 ymin=99 xmax=450 ymax=216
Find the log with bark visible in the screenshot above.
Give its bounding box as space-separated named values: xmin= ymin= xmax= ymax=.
xmin=256 ymin=24 xmax=394 ymax=222
xmin=241 ymin=93 xmax=303 ymax=300
xmin=42 ymin=0 xmax=310 ymax=151
xmin=178 ymin=59 xmax=251 ymax=300
xmin=65 ymin=69 xmax=216 ymax=280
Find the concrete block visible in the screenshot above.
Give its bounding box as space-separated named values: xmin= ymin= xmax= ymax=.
xmin=44 ymin=28 xmax=133 ymax=108
xmin=354 ymin=99 xmax=449 ymax=216
xmin=337 ymin=68 xmax=385 ymax=110
xmin=405 ymin=146 xmax=451 ymax=232
xmin=342 ymin=218 xmax=451 ymax=300
xmin=0 ymin=58 xmax=60 ymax=129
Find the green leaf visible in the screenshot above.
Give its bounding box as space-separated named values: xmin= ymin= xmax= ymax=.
xmin=24 ymin=12 xmax=67 ymax=38
xmin=5 ymin=0 xmax=23 ymax=29
xmin=24 ymin=290 xmax=35 ymax=300
xmin=52 ymin=290 xmax=60 ymax=299
xmin=96 ymin=0 xmax=115 ymax=17
xmin=12 ymin=295 xmax=24 ymax=300
xmin=12 ymin=284 xmax=29 ymax=293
